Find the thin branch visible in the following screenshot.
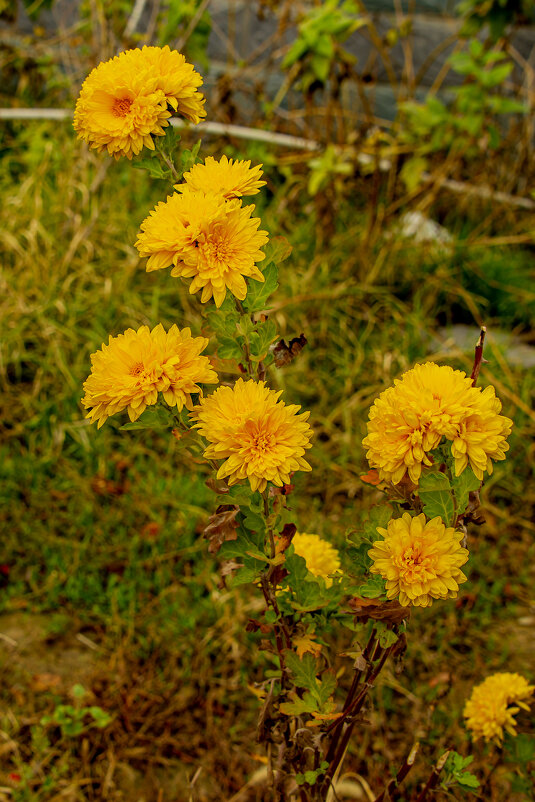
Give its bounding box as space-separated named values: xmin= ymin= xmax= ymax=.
xmin=415 ymin=749 xmax=451 ymax=802
xmin=372 ymin=741 xmax=420 ymax=802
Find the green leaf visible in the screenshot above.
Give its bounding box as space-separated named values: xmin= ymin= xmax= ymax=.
xmin=451 ymin=467 xmax=480 ymax=517
xmin=356 ymin=575 xmax=386 ymax=599
xmin=280 ymin=691 xmax=318 ymax=716
xmin=228 ymin=566 xmax=259 ymax=586
xmin=206 ymin=309 xmax=239 ymax=337
xmin=216 ymin=335 xmax=243 ymax=360
xmin=249 ymin=319 xmax=278 ymax=359
xmin=456 ymin=773 xmax=480 ymax=789
xmin=132 ymin=158 xmax=168 ymax=180
xmin=284 ymin=652 xmax=319 ymax=692
xmin=120 ymin=405 xmax=175 ymax=431
xmin=360 ymin=505 xmax=394 ymax=543
xmin=244 ymin=262 xmax=279 ymax=313
xmin=418 ymin=470 xmax=455 ymax=525
xmin=400 ymin=156 xmax=428 ymax=193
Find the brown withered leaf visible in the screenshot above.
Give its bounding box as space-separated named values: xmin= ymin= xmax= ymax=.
xmin=203 ymin=504 xmax=240 ymax=554
xmin=272 ymin=334 xmax=307 ymax=367
xmin=348 ymin=597 xmax=410 ymax=625
xmin=275 ymin=522 xmax=297 ymax=555
xmin=205 ymin=476 xmax=230 ymax=494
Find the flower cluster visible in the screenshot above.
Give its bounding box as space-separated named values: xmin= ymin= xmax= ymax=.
xmin=192 ymin=379 xmax=312 ymax=492
xmin=363 ymin=362 xmax=512 ymax=484
xmin=368 ymin=512 xmax=469 ymax=607
xmin=292 ymin=533 xmax=341 ymax=587
xmin=82 ymin=324 xmax=217 ymax=427
xmin=464 ymin=672 xmax=534 ymax=744
xmin=74 ymin=46 xmax=206 ymax=159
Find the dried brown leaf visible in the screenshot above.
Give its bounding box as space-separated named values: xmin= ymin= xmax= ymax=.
xmin=272 ymin=334 xmax=307 ymax=367
xmin=203 ymin=505 xmax=240 ymax=554
xmin=348 ymin=597 xmax=409 ymax=624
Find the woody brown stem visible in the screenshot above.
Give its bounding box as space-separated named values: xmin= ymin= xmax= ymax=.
xmin=372 ymin=741 xmax=420 ymax=802
xmin=415 ymin=749 xmax=451 ymax=802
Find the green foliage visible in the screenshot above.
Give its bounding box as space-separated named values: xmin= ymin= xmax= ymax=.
xmin=41 ymin=688 xmax=113 ymax=737
xmin=456 ymin=0 xmax=535 ymax=40
xmin=441 ymin=752 xmax=480 ymax=792
xmin=451 ymin=466 xmax=481 ymax=516
xmin=295 ymin=761 xmax=329 ymax=786
xmin=398 ymin=40 xmax=526 ymax=188
xmin=280 ymin=652 xmax=337 ymax=716
xmin=418 ymin=470 xmax=456 ymax=525
xmin=282 ymin=0 xmax=363 ymax=90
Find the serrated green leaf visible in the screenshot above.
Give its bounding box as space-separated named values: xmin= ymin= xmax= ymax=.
xmin=418 ymin=471 xmax=455 ymax=525
xmin=360 ymin=505 xmax=394 ymax=543
xmin=228 ymin=566 xmax=259 ymax=586
xmin=120 ymin=405 xmax=175 ymax=430
xmin=244 ymin=262 xmax=279 ymax=313
xmin=217 ymin=335 xmax=244 ymax=360
xmin=451 ymin=467 xmax=480 ymax=517
xmin=285 ymin=652 xmax=320 ymax=692
xmin=356 ymin=575 xmax=386 ymax=599
xmin=249 ymin=319 xmax=278 ymax=359
xmin=132 ymin=158 xmax=168 ymax=179
xmin=456 ymin=773 xmax=480 ymax=789
xmin=206 ymin=309 xmax=239 ymax=337
xmin=280 ymin=690 xmax=318 ymax=716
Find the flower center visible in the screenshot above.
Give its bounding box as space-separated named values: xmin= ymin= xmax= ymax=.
xmin=252 ymin=432 xmax=274 ymax=453
xmin=129 ymin=361 xmax=145 ymax=376
xmin=112 ymin=96 xmax=133 ymax=117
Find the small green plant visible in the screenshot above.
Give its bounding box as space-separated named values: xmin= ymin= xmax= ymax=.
xmin=40 ymin=685 xmax=113 ymax=737
xmin=282 ymin=0 xmax=364 ymax=90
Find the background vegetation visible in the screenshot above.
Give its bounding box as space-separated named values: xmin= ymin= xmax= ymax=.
xmin=1 ymin=1 xmax=534 ymax=799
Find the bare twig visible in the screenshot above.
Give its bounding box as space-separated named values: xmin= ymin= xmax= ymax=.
xmin=372 ymin=741 xmax=419 ymax=802
xmin=415 ymin=749 xmax=451 ymax=802
xmin=122 ymin=0 xmax=148 ymax=38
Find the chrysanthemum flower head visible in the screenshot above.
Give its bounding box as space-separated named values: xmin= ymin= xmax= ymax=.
xmin=175 ymin=155 xmax=266 ymax=199
xmin=292 ymin=533 xmax=341 ymax=588
xmin=74 ymin=46 xmax=206 ymax=159
xmin=192 ymin=379 xmax=312 ymax=492
xmin=368 ymin=512 xmax=469 ymax=607
xmin=135 ymin=191 xmax=268 ymax=307
xmin=363 ymin=362 xmax=512 ymax=484
xmin=464 ymin=672 xmax=534 ymax=743
xmin=82 ymin=323 xmax=217 ymax=428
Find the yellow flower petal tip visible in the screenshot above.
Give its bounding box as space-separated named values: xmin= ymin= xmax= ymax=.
xmin=362 ymin=362 xmax=512 ymax=485
xmin=192 ymin=378 xmax=312 ymax=492
xmin=82 ymin=324 xmax=218 ymax=428
xmin=74 ymin=46 xmax=206 ymax=159
xmin=368 ymin=512 xmax=469 ymax=607
xmin=175 ymin=155 xmax=266 ymax=199
xmin=464 ymin=672 xmax=534 ymax=744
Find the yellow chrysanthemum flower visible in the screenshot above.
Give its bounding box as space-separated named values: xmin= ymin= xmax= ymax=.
xmin=363 ymin=362 xmax=512 ymax=484
xmin=175 ymin=155 xmax=266 ymax=199
xmin=82 ymin=324 xmax=218 ymax=428
xmin=368 ymin=512 xmax=469 ymax=607
xmin=292 ymin=533 xmax=341 ymax=587
xmin=74 ymin=46 xmax=206 ymax=159
xmin=464 ymin=672 xmax=534 ymax=743
xmin=136 ymin=191 xmax=268 ymax=307
xmin=192 ymin=379 xmax=313 ymax=492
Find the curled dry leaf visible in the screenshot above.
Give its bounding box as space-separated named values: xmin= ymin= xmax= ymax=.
xmin=205 ymin=476 xmax=230 ymax=494
xmin=348 ymin=597 xmax=409 ymax=625
xmin=275 ymin=522 xmax=297 ymax=554
xmin=272 ymin=333 xmax=307 ymax=367
xmin=203 ymin=504 xmax=240 ymax=553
